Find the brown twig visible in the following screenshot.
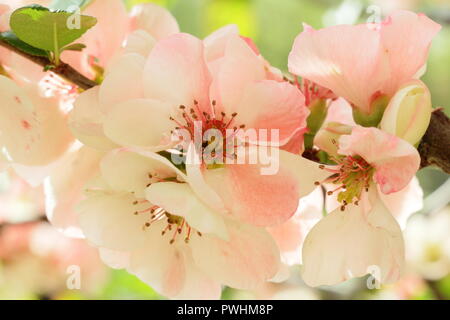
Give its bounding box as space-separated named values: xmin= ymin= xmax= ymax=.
xmin=0 ymin=39 xmax=97 ymax=90
xmin=418 ymin=108 xmax=450 ymax=174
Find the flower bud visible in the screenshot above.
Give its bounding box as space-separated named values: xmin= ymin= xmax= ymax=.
xmin=314 ymin=122 xmax=352 ymax=157
xmin=380 ymin=80 xmax=432 ymax=146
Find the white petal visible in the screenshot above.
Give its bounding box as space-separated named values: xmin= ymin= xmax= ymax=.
xmin=145 ymin=182 xmax=228 ymax=239
xmin=100 ymin=148 xmax=176 ymax=198
xmin=99 ymin=53 xmax=146 ymax=112
xmin=103 ymin=99 xmax=174 ymax=149
xmin=99 ymin=248 xmax=130 ymax=269
xmin=78 ymin=192 xmax=150 ymax=251
xmin=69 ymin=86 xmax=118 ymax=151
xmin=191 ymin=220 xmax=281 ymax=290
xmin=45 ymin=147 xmax=103 ymax=235
xmin=301 ymin=192 xmax=405 ymax=286
xmin=378 ymin=177 xmax=423 ymax=229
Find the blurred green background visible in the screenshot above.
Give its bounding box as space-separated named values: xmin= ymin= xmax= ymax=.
xmin=0 ymin=0 xmax=449 ymax=300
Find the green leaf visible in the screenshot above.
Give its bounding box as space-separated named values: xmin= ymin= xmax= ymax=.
xmin=10 ymin=5 xmax=97 ymax=53
xmin=61 ymin=42 xmax=86 ymax=52
xmin=0 ymin=31 xmax=48 ymax=57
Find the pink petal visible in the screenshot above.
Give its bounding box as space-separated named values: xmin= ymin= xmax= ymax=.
xmin=288 ymin=24 xmax=385 ymax=113
xmin=234 ymin=80 xmax=309 ymax=146
xmin=64 ymin=0 xmax=129 ymax=72
xmin=0 ymin=78 xmax=73 ymax=166
xmin=143 ymin=33 xmax=212 ymax=113
xmin=338 ymin=126 xmax=420 ymax=194
xmin=380 ymin=11 xmax=441 ymax=96
xmin=129 ymin=3 xmax=179 ymax=40
xmin=212 ymin=35 xmax=266 ymax=115
xmin=98 ymin=53 xmax=146 ymax=113
xmin=204 ymin=24 xmax=239 ymax=62
xmin=201 ymin=148 xmax=329 ymax=226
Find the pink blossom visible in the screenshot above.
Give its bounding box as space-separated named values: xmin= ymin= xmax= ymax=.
xmin=302 ymin=126 xmax=421 ymax=286
xmin=70 ymin=29 xmax=326 ymax=228
xmin=288 ymin=11 xmax=440 ymax=116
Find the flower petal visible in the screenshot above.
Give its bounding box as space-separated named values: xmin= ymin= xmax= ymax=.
xmin=103 ymin=99 xmax=174 ymax=149
xmin=234 ymin=80 xmax=308 ymax=146
xmin=380 ymin=11 xmax=441 ymax=96
xmin=0 ymin=78 xmax=73 ymax=166
xmin=201 ymin=148 xmax=329 ymax=226
xmin=143 ymin=33 xmax=211 ymax=111
xmin=98 ymin=53 xmax=146 ymax=113
xmin=129 ymin=221 xmax=186 ymax=297
xmin=213 ymin=35 xmax=265 ymax=115
xmin=191 ymin=220 xmax=280 ymax=290
xmin=288 ymin=24 xmax=385 ymax=113
xmin=44 ymin=147 xmax=103 ymax=237
xmin=100 ymin=148 xmax=176 ymax=198
xmin=338 ymin=126 xmax=420 ymax=194
xmin=69 ymin=86 xmax=118 ymax=151
xmin=301 ymin=191 xmax=405 ymax=286
xmin=378 ymin=177 xmax=423 ymax=229
xmin=145 ymin=181 xmax=228 ymax=239
xmin=204 ymin=24 xmax=239 ymax=62
xmin=77 ymin=192 xmax=150 ymax=251
xmin=98 ymin=248 xmax=130 ymax=269
xmin=129 ymin=3 xmax=179 ymax=40
xmin=268 ymin=186 xmax=323 ymax=265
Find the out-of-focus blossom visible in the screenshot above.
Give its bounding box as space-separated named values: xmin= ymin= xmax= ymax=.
xmin=0 ymin=76 xmax=74 ymax=167
xmin=0 ymin=170 xmax=44 ymax=224
xmin=404 ymin=206 xmax=450 ymax=280
xmin=0 ymin=222 xmax=106 ymax=299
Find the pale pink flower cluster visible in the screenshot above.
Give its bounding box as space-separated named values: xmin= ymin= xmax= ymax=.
xmin=0 ymin=1 xmax=441 ymax=299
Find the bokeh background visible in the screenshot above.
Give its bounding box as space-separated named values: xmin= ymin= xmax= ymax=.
xmin=0 ymin=0 xmax=449 ymax=300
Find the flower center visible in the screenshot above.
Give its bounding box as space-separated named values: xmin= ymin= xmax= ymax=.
xmin=316 ymin=155 xmax=374 ymax=210
xmin=169 ymin=99 xmax=247 ymax=165
xmin=132 ymin=199 xmax=201 ymax=245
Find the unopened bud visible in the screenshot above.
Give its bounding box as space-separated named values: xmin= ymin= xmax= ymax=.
xmin=380 ymin=80 xmax=432 ymax=146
